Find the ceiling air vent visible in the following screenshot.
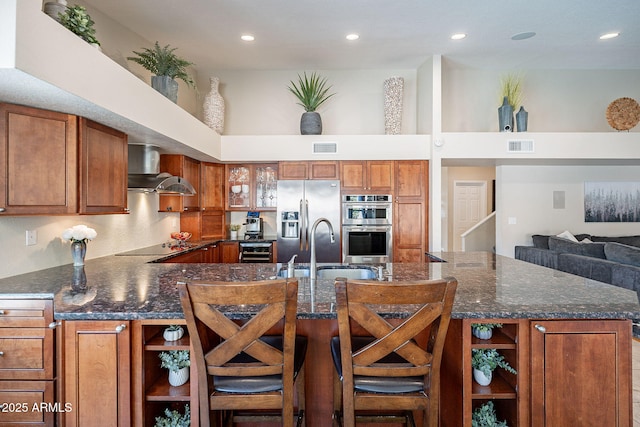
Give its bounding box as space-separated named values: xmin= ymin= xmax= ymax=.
xmin=312 ymin=142 xmax=338 ymax=154
xmin=507 ymin=139 xmax=534 ymax=153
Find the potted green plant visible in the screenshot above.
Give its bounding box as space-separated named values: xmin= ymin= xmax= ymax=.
xmin=162 ymin=324 xmax=184 ymax=342
xmin=159 ymin=350 xmax=190 ymax=387
xmin=471 ymin=401 xmax=508 ymax=427
xmin=471 ymin=348 xmax=516 ymax=386
xmin=58 ymin=4 xmax=100 ymax=47
xmin=287 ymin=71 xmax=335 ymax=135
xmin=229 ymin=224 xmax=241 ymax=240
xmin=471 ymin=323 xmax=503 ymax=340
xmin=154 ymin=404 xmax=190 ymax=427
xmin=127 ymin=42 xmax=195 ymax=103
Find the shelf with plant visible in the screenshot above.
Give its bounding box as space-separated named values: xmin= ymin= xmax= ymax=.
xmin=470 ymin=322 xmax=517 ymax=348
xmin=471 ymin=400 xmax=509 ymax=427
xmin=145 ymin=325 xmax=190 ymax=350
xmin=153 ymin=403 xmax=190 ymax=427
xmin=471 ymin=348 xmax=518 ymax=398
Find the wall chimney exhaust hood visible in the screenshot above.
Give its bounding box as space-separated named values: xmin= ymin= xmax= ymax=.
xmin=127 ymin=145 xmax=196 ymax=195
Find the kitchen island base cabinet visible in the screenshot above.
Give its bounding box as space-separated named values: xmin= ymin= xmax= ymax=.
xmin=530 ymin=320 xmax=632 ymax=426
xmin=62 ymin=321 xmax=131 ymax=427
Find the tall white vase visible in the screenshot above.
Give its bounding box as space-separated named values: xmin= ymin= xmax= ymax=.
xmin=383 ymin=76 xmax=404 ymax=135
xmin=203 ymin=77 xmax=225 ymax=134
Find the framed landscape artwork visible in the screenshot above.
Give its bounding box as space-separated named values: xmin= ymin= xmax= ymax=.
xmin=584 ymin=181 xmax=640 ymax=222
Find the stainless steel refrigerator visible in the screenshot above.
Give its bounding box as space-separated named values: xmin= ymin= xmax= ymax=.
xmin=276 ymin=180 xmax=341 ymax=263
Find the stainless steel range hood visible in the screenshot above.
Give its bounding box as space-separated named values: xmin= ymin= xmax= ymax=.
xmin=127 ymin=145 xmax=196 ymax=195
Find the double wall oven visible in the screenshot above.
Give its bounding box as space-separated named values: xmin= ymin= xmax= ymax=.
xmin=342 ymin=194 xmax=392 ymax=263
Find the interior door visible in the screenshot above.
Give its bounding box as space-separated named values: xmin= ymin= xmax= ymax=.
xmin=453 ymin=181 xmax=487 ymax=251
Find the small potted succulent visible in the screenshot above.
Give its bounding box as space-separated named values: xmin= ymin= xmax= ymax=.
xmin=287 ymin=71 xmax=335 ymax=135
xmin=471 ymin=323 xmax=503 ymax=340
xmin=154 ymin=404 xmax=190 ymax=427
xmin=471 ymin=348 xmax=516 ymax=386
xmin=58 ymin=4 xmax=100 ymax=47
xmin=127 ymin=42 xmax=195 ymax=103
xmin=229 ymin=224 xmax=241 ymax=240
xmin=162 ymin=325 xmax=184 ymax=342
xmin=159 ymin=350 xmax=190 ymax=387
xmin=471 ymin=401 xmax=508 ymax=427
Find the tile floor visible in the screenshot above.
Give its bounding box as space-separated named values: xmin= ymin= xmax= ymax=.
xmin=634 ymin=339 xmax=640 ymax=426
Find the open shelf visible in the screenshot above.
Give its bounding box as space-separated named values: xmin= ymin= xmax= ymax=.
xmin=146 ymin=377 xmax=191 ymax=401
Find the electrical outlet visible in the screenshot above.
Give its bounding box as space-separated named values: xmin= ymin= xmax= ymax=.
xmin=26 ymin=230 xmax=37 ymax=246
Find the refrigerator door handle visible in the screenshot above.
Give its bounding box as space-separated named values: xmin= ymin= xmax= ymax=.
xmin=304 ymin=199 xmax=310 ymax=251
xmin=299 ymin=198 xmax=305 ymax=251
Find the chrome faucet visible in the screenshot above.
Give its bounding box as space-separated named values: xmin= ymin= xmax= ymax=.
xmin=310 ymin=217 xmax=335 ymax=281
xmin=287 ymin=254 xmax=297 ymax=278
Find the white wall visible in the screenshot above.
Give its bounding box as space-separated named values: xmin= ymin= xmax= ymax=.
xmin=441 ymin=59 xmax=640 ymax=132
xmin=0 ymin=193 xmax=178 ymax=279
xmin=496 ymin=164 xmax=640 ymax=257
xmin=200 ymin=69 xmax=418 ymax=135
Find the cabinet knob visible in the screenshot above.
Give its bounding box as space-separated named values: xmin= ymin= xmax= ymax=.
xmin=48 ymin=321 xmax=61 ymax=329
xmin=0 ymin=207 xmax=5 ymax=212
xmin=115 ymin=324 xmax=127 ymax=333
xmin=124 ymin=208 xmax=130 ymax=212
xmin=0 ymin=351 xmax=3 ymax=356
xmin=534 ymin=324 xmax=546 ymax=333
xmin=0 ymin=310 xmax=5 ymax=315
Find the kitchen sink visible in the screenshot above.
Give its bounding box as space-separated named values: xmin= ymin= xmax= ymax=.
xmin=316 ymin=266 xmax=378 ymax=280
xmin=277 ymin=265 xmax=379 ymax=280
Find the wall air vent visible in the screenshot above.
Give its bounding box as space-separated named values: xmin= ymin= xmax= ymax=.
xmin=312 ymin=142 xmax=338 ymax=154
xmin=507 ymin=139 xmax=534 ymax=153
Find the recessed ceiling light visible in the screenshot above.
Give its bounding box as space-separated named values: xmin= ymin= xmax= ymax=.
xmin=600 ymin=32 xmax=620 ymax=40
xmin=511 ymin=32 xmax=536 ymax=41
xmin=241 ymin=34 xmax=255 ymax=42
xmin=346 ymin=33 xmax=359 ymax=41
xmin=451 ymin=33 xmax=466 ymax=40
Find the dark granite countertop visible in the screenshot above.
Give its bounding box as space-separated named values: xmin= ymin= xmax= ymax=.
xmin=0 ymin=250 xmax=638 ymax=321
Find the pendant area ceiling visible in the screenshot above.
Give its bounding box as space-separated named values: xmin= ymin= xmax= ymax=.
xmin=81 ymin=0 xmax=640 ymax=72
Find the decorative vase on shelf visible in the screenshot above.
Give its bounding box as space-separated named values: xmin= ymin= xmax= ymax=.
xmin=383 ymin=76 xmax=404 ymax=135
xmin=163 ymin=326 xmax=184 ymax=342
xmin=70 ymin=240 xmax=87 ymax=267
xmin=151 ymin=75 xmax=179 ymax=103
xmin=168 ymin=367 xmax=190 ymax=387
xmin=472 ymin=327 xmax=493 ymax=340
xmin=44 ymin=0 xmax=67 ymax=22
xmin=473 ymin=368 xmax=492 ymax=386
xmin=203 ymin=77 xmax=225 ymax=134
xmin=300 ymin=111 xmax=322 ymax=135
xmin=498 ymin=96 xmax=514 ymax=132
xmin=230 ymin=230 xmax=238 ymax=240
xmin=516 ymin=106 xmax=528 ymax=132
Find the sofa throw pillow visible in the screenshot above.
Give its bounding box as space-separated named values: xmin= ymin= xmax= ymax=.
xmin=532 ymin=234 xmax=550 ymax=249
xmin=556 ymin=230 xmax=579 ymax=242
xmin=548 ymin=236 xmax=606 ymax=259
xmin=604 ymin=242 xmax=640 ymax=267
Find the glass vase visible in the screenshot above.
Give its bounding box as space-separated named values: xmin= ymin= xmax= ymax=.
xmin=70 ymin=240 xmax=87 ymax=267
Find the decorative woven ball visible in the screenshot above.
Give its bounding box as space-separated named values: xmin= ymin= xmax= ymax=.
xmin=606 ymin=97 xmax=640 ymax=131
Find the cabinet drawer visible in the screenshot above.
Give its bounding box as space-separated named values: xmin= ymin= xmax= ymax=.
xmin=0 ymin=300 xmax=53 ymax=328
xmin=0 ymin=380 xmax=55 ymax=426
xmin=0 ymin=328 xmax=53 ymax=380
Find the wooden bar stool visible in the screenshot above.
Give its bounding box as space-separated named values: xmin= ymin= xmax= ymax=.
xmin=331 ymin=277 xmax=457 ymax=427
xmin=178 ymin=278 xmax=307 ymax=427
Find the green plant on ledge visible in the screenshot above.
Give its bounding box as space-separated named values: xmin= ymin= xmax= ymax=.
xmin=127 ymin=42 xmax=195 ymax=88
xmin=58 ymin=4 xmax=100 ymax=46
xmin=154 ymin=404 xmax=190 ymax=427
xmin=499 ymin=72 xmax=523 ymax=110
xmin=471 ymin=348 xmax=517 ymax=377
xmin=472 ymin=401 xmax=508 ymax=427
xmin=158 ymin=350 xmax=190 ymax=372
xmin=287 ymin=71 xmax=335 ymax=112
xmin=230 ymin=224 xmax=242 ymax=232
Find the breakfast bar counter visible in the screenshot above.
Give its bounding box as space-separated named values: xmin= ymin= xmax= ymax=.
xmin=0 ymin=250 xmax=637 ymax=426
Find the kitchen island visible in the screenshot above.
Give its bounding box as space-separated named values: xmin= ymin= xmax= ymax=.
xmin=0 ymin=250 xmax=637 ymax=426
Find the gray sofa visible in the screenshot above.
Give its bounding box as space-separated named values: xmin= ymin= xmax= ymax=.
xmin=515 ymin=234 xmax=640 ymax=298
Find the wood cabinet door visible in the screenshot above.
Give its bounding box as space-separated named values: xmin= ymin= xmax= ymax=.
xmin=201 ymin=162 xmax=225 ymax=210
xmin=393 ymin=200 xmax=424 ymax=262
xmin=159 ymin=155 xmax=201 ymax=212
xmin=278 ymin=161 xmax=309 ymax=180
xmin=395 ymin=161 xmax=426 ymax=198
xmin=340 ymin=161 xmax=366 ymax=191
xmin=367 ymin=161 xmax=394 ymax=192
xmin=63 ymin=320 xmax=131 ymax=427
xmin=309 ymin=161 xmax=339 ymax=180
xmin=201 ymin=209 xmax=225 ymax=240
xmin=0 ymin=103 xmax=77 ymax=215
xmin=530 ymin=320 xmax=632 ymax=427
xmin=220 ymin=241 xmax=240 ymax=263
xmin=79 ymin=118 xmax=128 ymax=214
